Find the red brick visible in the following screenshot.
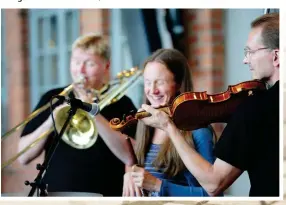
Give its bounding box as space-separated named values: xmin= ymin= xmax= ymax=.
xmin=80 ymin=9 xmax=110 ymax=35
xmin=185 ymin=8 xmax=225 ymax=115
xmin=213 ymin=44 xmax=224 ymax=53
xmin=2 ymin=9 xmax=32 ymax=193
xmin=212 ymin=21 xmax=223 ymax=30
xmin=211 ymin=9 xmax=223 ymax=21
xmin=187 ymin=35 xmax=197 ymax=43
xmin=191 ymin=46 xmax=212 ymax=56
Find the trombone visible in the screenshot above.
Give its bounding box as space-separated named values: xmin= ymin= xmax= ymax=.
xmin=1 ymin=84 xmax=74 ymax=142
xmin=1 ymin=67 xmax=143 ymax=169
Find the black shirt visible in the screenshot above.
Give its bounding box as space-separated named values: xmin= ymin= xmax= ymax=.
xmin=21 ymin=86 xmax=137 ymax=196
xmin=214 ymin=81 xmax=279 ymax=196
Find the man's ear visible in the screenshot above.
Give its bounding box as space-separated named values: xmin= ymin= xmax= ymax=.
xmin=104 ymin=61 xmax=111 ymax=82
xmin=105 ymin=60 xmax=111 ymax=71
xmin=273 ymin=49 xmax=279 ymax=68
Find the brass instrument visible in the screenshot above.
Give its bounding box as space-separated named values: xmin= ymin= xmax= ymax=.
xmin=1 ymin=84 xmax=75 ymax=141
xmin=1 ymin=67 xmax=143 ymax=169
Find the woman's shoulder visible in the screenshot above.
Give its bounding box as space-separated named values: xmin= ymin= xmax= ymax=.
xmin=192 ymin=126 xmax=212 ymax=137
xmin=192 ymin=126 xmax=213 ymax=142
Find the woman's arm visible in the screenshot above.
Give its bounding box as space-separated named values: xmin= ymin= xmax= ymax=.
xmin=159 ymin=179 xmax=209 ymax=196
xmin=192 ymin=127 xmax=215 ymax=164
xmin=166 ymin=123 xmax=242 ymax=196
xmin=159 ymin=127 xmax=218 ymax=197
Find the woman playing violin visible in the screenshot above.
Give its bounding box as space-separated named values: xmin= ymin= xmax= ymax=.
xmin=123 ymin=48 xmax=222 ymax=197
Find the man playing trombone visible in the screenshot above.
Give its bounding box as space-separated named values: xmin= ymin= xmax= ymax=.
xmin=18 ymin=33 xmax=138 ymax=196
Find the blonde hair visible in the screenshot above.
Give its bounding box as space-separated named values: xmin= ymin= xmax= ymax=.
xmin=72 ymin=33 xmax=110 ymax=61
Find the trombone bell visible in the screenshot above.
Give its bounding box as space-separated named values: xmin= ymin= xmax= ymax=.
xmin=56 ymin=105 xmax=98 ymax=149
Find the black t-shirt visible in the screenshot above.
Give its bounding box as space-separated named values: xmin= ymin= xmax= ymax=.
xmin=21 ymin=86 xmax=137 ymax=196
xmin=214 ymin=81 xmax=279 ymax=196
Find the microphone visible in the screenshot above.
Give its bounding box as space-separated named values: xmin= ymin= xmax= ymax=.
xmin=56 ymin=96 xmax=100 ymax=116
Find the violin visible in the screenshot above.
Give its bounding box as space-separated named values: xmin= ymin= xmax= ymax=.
xmin=109 ymin=79 xmax=266 ymax=132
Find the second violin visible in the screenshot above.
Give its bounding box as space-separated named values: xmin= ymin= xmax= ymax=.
xmin=109 ymin=79 xmax=266 ymax=132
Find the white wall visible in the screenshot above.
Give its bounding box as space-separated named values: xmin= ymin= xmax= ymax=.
xmin=224 ymin=9 xmax=264 ymax=88
xmin=223 ymin=9 xmax=264 ymax=196
xmin=110 ymin=9 xmax=148 ymax=108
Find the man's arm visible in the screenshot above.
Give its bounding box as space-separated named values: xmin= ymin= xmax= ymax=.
xmin=18 ymin=115 xmax=52 ymax=165
xmin=93 ymin=114 xmax=136 ymax=166
xmin=166 ymin=122 xmax=242 ymax=196
xmin=18 ymin=89 xmax=63 ymax=165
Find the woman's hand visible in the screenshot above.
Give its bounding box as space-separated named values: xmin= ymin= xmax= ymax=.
xmin=131 ymin=165 xmax=162 ymax=192
xmin=122 ymin=172 xmax=143 ymax=197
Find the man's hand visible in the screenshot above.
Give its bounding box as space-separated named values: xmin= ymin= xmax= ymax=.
xmin=73 ymin=85 xmax=94 ymax=103
xmin=139 ymin=104 xmax=172 ymax=132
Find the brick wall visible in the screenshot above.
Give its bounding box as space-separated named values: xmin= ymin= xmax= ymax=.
xmin=184 ymin=9 xmax=226 ymax=138
xmin=1 ymin=9 xmax=39 ymax=194
xmin=80 ymin=9 xmax=110 ymax=35
xmin=4 ymin=9 xmax=30 ymax=134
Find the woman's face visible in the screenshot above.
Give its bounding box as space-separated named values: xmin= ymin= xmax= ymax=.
xmin=144 ymin=62 xmax=178 ymax=107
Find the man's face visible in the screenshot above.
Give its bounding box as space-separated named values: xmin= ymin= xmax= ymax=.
xmin=243 ymin=27 xmax=276 ymax=82
xmin=70 ymin=48 xmax=109 ymax=90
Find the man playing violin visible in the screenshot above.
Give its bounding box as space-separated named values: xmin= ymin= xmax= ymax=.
xmin=140 ymin=12 xmax=279 ymax=196
xmin=18 ymin=33 xmax=137 ymax=196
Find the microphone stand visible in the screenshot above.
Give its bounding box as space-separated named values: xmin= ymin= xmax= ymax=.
xmin=25 ymin=103 xmax=78 ymax=197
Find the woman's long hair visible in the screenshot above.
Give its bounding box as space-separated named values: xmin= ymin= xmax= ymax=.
xmin=135 ymin=48 xmax=195 ymax=177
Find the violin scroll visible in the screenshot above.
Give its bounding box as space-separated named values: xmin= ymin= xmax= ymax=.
xmin=109 ymin=108 xmax=169 ymax=132
xmin=109 ymin=110 xmax=152 ymax=131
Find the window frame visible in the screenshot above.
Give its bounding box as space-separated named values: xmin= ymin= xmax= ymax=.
xmin=29 ymin=9 xmax=79 ymax=110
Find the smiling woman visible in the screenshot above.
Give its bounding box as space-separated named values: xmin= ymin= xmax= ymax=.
xmin=121 ymin=48 xmax=219 ymax=197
